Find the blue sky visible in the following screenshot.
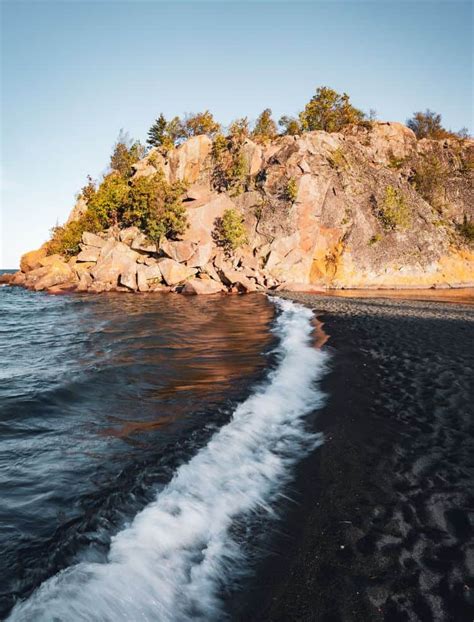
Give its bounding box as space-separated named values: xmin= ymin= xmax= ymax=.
xmin=1 ymin=1 xmax=472 ymax=267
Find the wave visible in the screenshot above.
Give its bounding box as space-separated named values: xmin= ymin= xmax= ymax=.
xmin=8 ymin=298 xmax=328 ymax=622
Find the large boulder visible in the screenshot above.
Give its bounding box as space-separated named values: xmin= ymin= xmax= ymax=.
xmin=132 ymin=149 xmax=169 ymax=180
xmin=182 ymin=278 xmax=226 ymax=295
xmin=131 ymin=232 xmax=157 ymax=253
xmin=77 ymin=246 xmax=100 ymax=262
xmin=157 ymin=258 xmax=197 ymax=286
xmin=169 ymin=135 xmax=212 ymax=184
xmin=119 ymin=263 xmax=138 ymax=291
xmin=20 ymin=246 xmax=48 ymax=273
xmin=187 ymin=242 xmax=213 ymax=268
xmin=82 ymin=232 xmax=106 ymax=248
xmin=160 ymin=239 xmax=196 ymax=263
xmin=91 ymin=241 xmax=139 ymax=286
xmin=241 ymin=139 xmax=263 ymax=176
xmin=119 ymin=227 xmax=141 ymax=245
xmin=217 ymin=266 xmax=257 ymax=293
xmin=136 ymin=264 xmax=163 ymax=292
xmin=25 ymin=257 xmax=75 ymax=291
xmin=182 ymin=194 xmax=235 ymax=245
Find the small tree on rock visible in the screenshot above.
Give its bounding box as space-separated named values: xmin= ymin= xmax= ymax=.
xmin=406 ymin=109 xmax=459 ymax=140
xmin=299 ymin=86 xmax=365 ymax=133
xmin=147 ymin=114 xmax=168 ymax=148
xmin=252 ymin=108 xmax=277 ymax=142
xmin=183 ymin=111 xmax=221 ymax=138
xmin=278 ymin=115 xmax=301 ymax=136
xmin=110 ymin=130 xmax=145 ymax=177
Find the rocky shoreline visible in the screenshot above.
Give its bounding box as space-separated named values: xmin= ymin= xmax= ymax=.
xmin=9 ymin=121 xmax=474 ymax=295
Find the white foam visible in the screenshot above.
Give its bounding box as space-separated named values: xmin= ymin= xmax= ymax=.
xmin=9 ymin=298 xmax=328 ymax=622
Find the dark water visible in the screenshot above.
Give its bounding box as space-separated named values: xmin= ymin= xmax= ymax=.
xmin=0 ymin=289 xmax=280 ymax=617
xmin=1 ymin=288 xmax=329 ymax=621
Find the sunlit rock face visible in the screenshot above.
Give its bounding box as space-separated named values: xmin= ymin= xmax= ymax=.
xmin=16 ymin=124 xmax=474 ymax=294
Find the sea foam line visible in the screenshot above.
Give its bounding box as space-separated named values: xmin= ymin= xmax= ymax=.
xmin=9 ymin=298 xmax=328 ymax=622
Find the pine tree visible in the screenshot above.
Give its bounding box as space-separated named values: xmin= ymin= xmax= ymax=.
xmin=147 ymin=114 xmax=168 ymax=147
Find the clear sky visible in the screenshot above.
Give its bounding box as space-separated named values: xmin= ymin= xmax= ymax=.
xmin=1 ymin=0 xmax=472 ymax=268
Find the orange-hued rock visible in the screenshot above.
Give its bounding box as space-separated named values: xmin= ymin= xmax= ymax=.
xmin=218 ymin=267 xmax=258 ymax=293
xmin=169 ymin=135 xmax=212 ymax=183
xmin=182 ymin=278 xmax=226 ymax=295
xmin=24 ymin=257 xmax=76 ymax=291
xmin=77 ymin=246 xmax=100 ymax=262
xmin=82 ymin=232 xmax=106 ymax=248
xmin=91 ymin=241 xmax=139 ymax=286
xmin=157 ymin=258 xmax=197 ymax=286
xmin=160 ymin=239 xmax=196 ymax=263
xmin=182 ymin=194 xmax=234 ymax=245
xmin=20 ymin=247 xmax=48 ymax=273
xmin=29 ymin=123 xmax=473 ymax=295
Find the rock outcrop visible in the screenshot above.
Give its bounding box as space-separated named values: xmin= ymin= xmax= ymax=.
xmin=13 ymin=122 xmax=474 ymax=294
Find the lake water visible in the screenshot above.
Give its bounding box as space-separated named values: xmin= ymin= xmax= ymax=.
xmin=0 ymin=288 xmax=328 ymax=620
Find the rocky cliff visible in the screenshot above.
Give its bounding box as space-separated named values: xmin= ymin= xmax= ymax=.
xmin=12 ymin=121 xmax=474 ymax=294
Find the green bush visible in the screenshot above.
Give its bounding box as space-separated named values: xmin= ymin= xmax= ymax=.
xmin=299 ymin=86 xmax=365 ymax=133
xmin=121 ymin=172 xmax=188 ymax=242
xmin=215 ymin=208 xmax=248 ymax=252
xmin=283 ymin=177 xmax=298 ymax=203
xmin=278 ymin=115 xmax=301 ymax=136
xmin=86 ymin=173 xmax=129 ymax=227
xmin=47 ymin=211 xmax=102 ymax=256
xmin=211 ymin=133 xmax=248 ymax=194
xmin=377 ymin=186 xmax=410 ymax=230
xmin=406 ymin=109 xmax=467 ymax=140
xmin=327 ymin=147 xmax=347 ymax=170
xmin=47 ymin=171 xmax=187 ymax=255
xmin=110 ymin=131 xmax=145 ymax=177
xmin=183 ymin=110 xmax=221 ymax=138
xmin=411 ymin=155 xmax=449 ymax=211
xmin=252 ymin=109 xmax=277 ymax=143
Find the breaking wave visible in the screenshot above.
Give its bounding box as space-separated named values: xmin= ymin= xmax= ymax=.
xmin=9 ymin=298 xmax=328 ymax=622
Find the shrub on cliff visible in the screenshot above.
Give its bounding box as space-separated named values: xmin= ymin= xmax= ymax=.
xmin=377 ymin=186 xmax=410 ymax=230
xmin=215 ymin=208 xmax=248 ymax=252
xmin=87 ymin=173 xmax=129 ymax=227
xmin=252 ymin=109 xmax=277 ymax=142
xmin=147 ymin=111 xmax=220 ymax=150
xmin=228 ymin=118 xmax=250 ymax=144
xmin=110 ymin=131 xmax=145 ymax=177
xmin=147 ymin=114 xmax=186 ymax=150
xmin=278 ymin=115 xmax=301 ymax=136
xmin=183 ymin=111 xmax=221 ymax=138
xmin=211 ymin=132 xmax=248 ymax=194
xmin=406 ymin=109 xmax=468 ymax=140
xmin=283 ymin=177 xmax=298 ymax=203
xmin=47 ymin=211 xmax=102 ymax=256
xmin=411 ymin=155 xmax=449 ymax=212
xmin=121 ymin=172 xmax=188 ymax=242
xmin=299 ymin=86 xmax=365 ymax=133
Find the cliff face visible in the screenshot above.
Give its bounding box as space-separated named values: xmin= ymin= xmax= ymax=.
xmin=15 ymin=121 xmax=474 ymax=293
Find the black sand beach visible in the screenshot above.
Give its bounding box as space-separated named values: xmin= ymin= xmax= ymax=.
xmin=240 ymin=292 xmax=474 ymax=622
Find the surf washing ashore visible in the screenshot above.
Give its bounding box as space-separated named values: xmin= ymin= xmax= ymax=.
xmin=1 ymin=289 xmax=329 ymax=620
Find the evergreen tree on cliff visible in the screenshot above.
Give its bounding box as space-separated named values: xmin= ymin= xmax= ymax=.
xmin=147 ymin=114 xmax=168 ymax=147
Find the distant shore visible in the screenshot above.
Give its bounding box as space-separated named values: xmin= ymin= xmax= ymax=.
xmin=235 ymin=291 xmax=474 ymax=621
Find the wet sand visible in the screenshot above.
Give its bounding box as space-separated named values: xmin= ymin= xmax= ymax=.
xmin=242 ymin=292 xmax=474 ymax=621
